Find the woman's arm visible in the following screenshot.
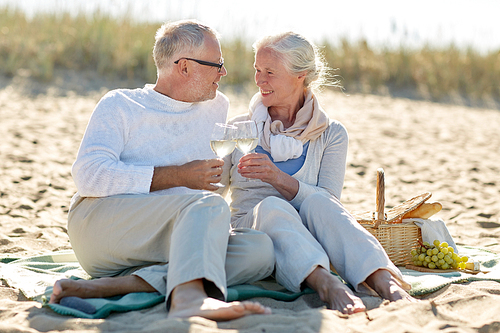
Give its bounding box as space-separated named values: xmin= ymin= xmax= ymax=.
xmin=236 ymin=121 xmax=348 ymax=203
xmin=238 ymin=153 xmax=299 ymax=200
xmin=289 ymin=121 xmax=348 ymax=208
xmin=241 ymin=122 xmax=348 ymax=209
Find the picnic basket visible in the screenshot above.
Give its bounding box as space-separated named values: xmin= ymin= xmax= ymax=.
xmin=353 ymin=168 xmax=426 ymax=266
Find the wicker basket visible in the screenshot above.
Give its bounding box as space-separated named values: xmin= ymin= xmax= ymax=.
xmin=354 ymin=168 xmax=427 ymax=266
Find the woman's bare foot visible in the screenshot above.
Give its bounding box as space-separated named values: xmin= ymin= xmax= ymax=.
xmin=168 ymin=279 xmax=271 ymax=321
xmin=365 ymin=269 xmax=417 ymax=303
xmin=49 ymin=276 xmax=156 ymax=304
xmin=305 ymin=266 xmax=366 ymax=314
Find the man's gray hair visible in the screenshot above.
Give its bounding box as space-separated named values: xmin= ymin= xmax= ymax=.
xmin=253 ymin=32 xmax=340 ymax=92
xmin=153 ymin=20 xmax=219 ymax=72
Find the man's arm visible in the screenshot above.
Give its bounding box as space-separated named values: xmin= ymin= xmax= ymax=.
xmin=150 ymin=159 xmax=225 ymax=192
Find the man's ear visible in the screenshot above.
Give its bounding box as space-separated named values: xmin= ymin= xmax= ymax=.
xmin=175 ymin=59 xmax=190 ymax=77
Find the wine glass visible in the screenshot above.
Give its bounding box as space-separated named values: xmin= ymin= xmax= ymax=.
xmin=210 ymin=123 xmax=237 ymax=187
xmin=233 ymin=120 xmax=259 ymax=181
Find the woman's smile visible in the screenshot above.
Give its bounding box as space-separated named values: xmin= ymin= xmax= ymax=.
xmin=254 ymin=48 xmax=305 ymax=112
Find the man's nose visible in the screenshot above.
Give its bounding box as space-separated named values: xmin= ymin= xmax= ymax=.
xmin=219 ymin=65 xmax=227 ymax=76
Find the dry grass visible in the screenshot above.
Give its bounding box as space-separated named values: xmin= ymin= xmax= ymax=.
xmin=1 ymin=7 xmax=499 ymax=105
xmin=0 ymin=8 xmax=157 ymax=82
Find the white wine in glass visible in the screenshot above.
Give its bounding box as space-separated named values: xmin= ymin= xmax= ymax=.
xmin=235 ymin=137 xmax=258 ymax=154
xmin=234 ymin=120 xmax=259 ymax=181
xmin=234 ymin=121 xmax=258 ymax=154
xmin=210 ymin=123 xmax=236 ymax=187
xmin=210 ymin=138 xmax=237 ymax=158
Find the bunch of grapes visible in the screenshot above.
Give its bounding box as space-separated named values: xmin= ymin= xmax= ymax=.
xmin=411 ymin=240 xmax=469 ymax=270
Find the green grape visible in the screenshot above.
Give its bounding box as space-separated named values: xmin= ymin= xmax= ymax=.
xmin=409 ymin=243 xmax=464 ymax=269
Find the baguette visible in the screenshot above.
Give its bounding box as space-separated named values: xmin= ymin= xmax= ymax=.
xmin=402 ymin=202 xmax=442 ymax=219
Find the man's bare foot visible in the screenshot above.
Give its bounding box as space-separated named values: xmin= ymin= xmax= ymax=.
xmin=168 ymin=279 xmax=271 ymax=321
xmin=365 ymin=269 xmax=417 ymax=303
xmin=306 ymin=266 xmax=366 ymax=315
xmin=49 ymin=276 xmax=156 ymax=304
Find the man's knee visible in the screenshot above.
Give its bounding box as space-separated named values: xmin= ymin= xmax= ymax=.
xmin=195 ymin=192 xmax=228 ymax=210
xmin=188 ymin=193 xmax=230 ymax=226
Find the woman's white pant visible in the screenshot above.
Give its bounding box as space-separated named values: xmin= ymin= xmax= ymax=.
xmin=232 ymin=192 xmax=409 ymax=293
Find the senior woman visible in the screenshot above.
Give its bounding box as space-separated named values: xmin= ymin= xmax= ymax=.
xmin=221 ymin=32 xmax=415 ymax=314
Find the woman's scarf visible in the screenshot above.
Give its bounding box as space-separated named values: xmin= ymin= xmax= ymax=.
xmin=248 ymin=89 xmax=330 ymax=162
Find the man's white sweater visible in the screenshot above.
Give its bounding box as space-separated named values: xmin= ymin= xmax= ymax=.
xmin=71 ymin=84 xmax=228 ymax=200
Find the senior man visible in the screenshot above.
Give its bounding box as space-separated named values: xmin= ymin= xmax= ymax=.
xmin=49 ymin=20 xmax=274 ymax=321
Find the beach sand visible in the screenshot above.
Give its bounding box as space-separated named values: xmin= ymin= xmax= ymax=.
xmin=1 ymin=74 xmax=500 ymax=332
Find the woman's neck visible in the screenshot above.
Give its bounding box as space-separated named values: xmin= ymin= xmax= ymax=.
xmin=268 ymin=91 xmax=306 ymax=128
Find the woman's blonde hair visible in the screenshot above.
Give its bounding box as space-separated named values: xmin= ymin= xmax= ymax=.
xmin=253 ymin=32 xmax=340 ymax=92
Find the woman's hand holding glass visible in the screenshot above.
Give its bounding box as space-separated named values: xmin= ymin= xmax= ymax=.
xmin=237 ymin=153 xmax=277 ymax=182
xmin=210 ymin=123 xmax=237 ymax=188
xmin=233 ymin=120 xmax=259 ymax=181
xmin=233 ymin=121 xmax=259 ymax=154
xmin=238 ymin=152 xmax=299 ymax=200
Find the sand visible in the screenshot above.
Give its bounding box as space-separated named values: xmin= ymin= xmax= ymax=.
xmin=1 ymin=73 xmax=500 ymax=332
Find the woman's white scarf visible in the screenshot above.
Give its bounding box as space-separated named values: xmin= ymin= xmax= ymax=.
xmin=248 ymin=90 xmax=330 ymax=162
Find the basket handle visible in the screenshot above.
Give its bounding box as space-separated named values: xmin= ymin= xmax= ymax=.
xmin=374 ymin=168 xmax=385 ymax=228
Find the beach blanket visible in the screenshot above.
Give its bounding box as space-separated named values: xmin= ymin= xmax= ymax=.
xmin=1 ymin=246 xmax=500 ymax=319
xmin=0 ymin=250 xmax=316 ymax=319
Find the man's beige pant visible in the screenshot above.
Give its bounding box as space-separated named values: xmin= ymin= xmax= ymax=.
xmin=68 ymin=192 xmax=275 ymax=302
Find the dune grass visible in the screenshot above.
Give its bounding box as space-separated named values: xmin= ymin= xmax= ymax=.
xmin=1 ymin=7 xmax=498 ymax=104
xmin=323 ymin=39 xmax=500 ymax=102
xmin=0 ymin=8 xmax=158 ymax=82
